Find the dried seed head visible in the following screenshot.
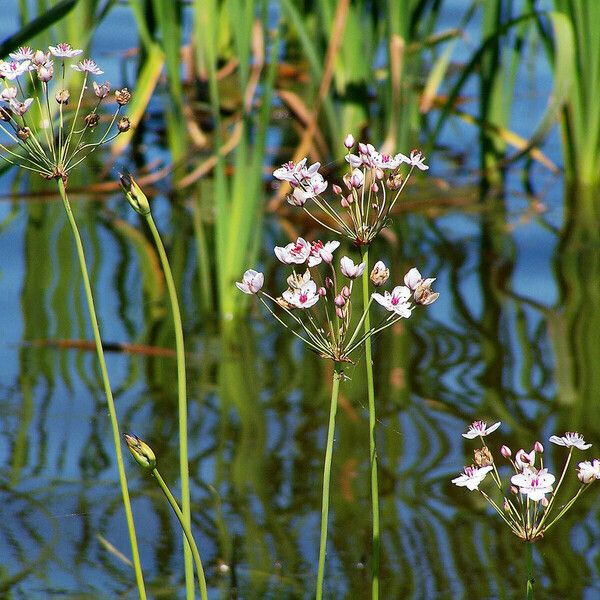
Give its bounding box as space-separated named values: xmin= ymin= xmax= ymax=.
xmin=85 ymin=112 xmax=100 ymax=128
xmin=474 ymin=446 xmax=493 ymax=468
xmin=117 ymin=116 xmax=131 ymax=132
xmin=387 ymin=172 xmax=403 ymax=191
xmin=55 ymin=89 xmax=70 ymax=105
xmin=115 ymin=88 xmax=131 ymax=106
xmin=370 ymin=261 xmax=389 ymax=287
xmin=17 ymin=126 xmax=31 ymax=141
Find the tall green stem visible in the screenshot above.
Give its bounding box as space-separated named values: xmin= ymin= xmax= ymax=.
xmin=57 ymin=179 xmax=147 ymax=599
xmin=152 ymin=468 xmax=209 ymax=600
xmin=360 ymin=246 xmax=380 ymax=600
xmin=316 ymin=364 xmax=343 ymax=600
xmin=144 ymin=214 xmax=194 ymax=599
xmin=526 ymin=541 xmax=534 ymax=600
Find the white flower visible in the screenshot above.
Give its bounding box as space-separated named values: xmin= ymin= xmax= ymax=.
xmin=93 ymin=81 xmax=111 ymax=98
xmin=274 ymin=238 xmax=311 ymax=265
xmin=344 ymin=133 xmax=355 ymax=148
xmin=235 ymin=269 xmax=264 ymax=294
xmin=340 ymin=256 xmax=366 ymax=279
xmin=349 ymin=168 xmax=364 ymax=188
xmin=372 ymin=286 xmax=412 ymax=317
xmin=0 ymin=86 xmax=17 ymax=101
xmin=49 ymin=43 xmax=83 ymax=58
xmin=398 ymin=149 xmax=429 ymax=171
xmin=71 ymin=59 xmax=103 ymax=74
xmin=462 ymin=420 xmax=501 ymax=439
xmin=511 ymin=467 xmax=555 ymax=502
xmin=404 ymin=267 xmax=439 ymax=305
xmin=292 ymin=173 xmax=328 ymax=203
xmin=577 ymin=460 xmax=600 ymax=484
xmin=9 ymin=46 xmax=34 ymax=61
xmin=549 ymin=432 xmax=592 ymax=450
xmin=282 ymin=280 xmax=320 ymax=309
xmin=373 ymin=152 xmax=402 ymax=170
xmin=273 ymin=158 xmax=320 ymax=186
xmin=452 ymin=465 xmax=493 ymax=491
xmin=308 ymin=240 xmax=339 ymax=267
xmin=9 ymin=98 xmax=33 ymax=116
xmin=515 ymin=448 xmax=536 ymax=470
xmin=0 ymin=60 xmax=31 ymax=80
xmin=37 ymin=61 xmax=54 ymax=82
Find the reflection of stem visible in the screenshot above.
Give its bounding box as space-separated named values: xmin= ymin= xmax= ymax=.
xmin=57 ymin=179 xmax=147 ymax=599
xmin=152 ymin=468 xmax=209 ymax=600
xmin=145 ymin=214 xmax=194 ymax=599
xmin=526 ymin=541 xmax=534 ymax=600
xmin=316 ymin=364 xmax=343 ymax=600
xmin=361 ymin=246 xmax=379 ymax=600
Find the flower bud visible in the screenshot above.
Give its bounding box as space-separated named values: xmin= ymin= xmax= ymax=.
xmin=334 ymin=294 xmax=346 ymax=307
xmin=375 ymin=168 xmax=384 ymax=180
xmin=540 ymin=496 xmax=549 ymax=507
xmin=501 ymin=445 xmax=512 ymax=459
xmin=85 ymin=112 xmax=100 ymax=128
xmin=332 ymin=184 xmax=342 ymax=195
xmin=325 ymin=277 xmax=333 ymax=289
xmin=335 ymin=306 xmax=345 ymax=319
xmin=344 ymin=133 xmax=355 ymax=148
xmin=55 ymin=89 xmax=70 ymax=105
xmin=503 ymin=498 xmax=510 ymax=512
xmin=318 ymin=287 xmax=327 ymax=297
xmin=358 ymin=142 xmax=368 ymax=154
xmin=510 ymin=485 xmax=519 ymax=495
xmin=534 ymin=441 xmax=544 ymax=453
xmin=370 ymin=182 xmax=379 ymax=193
xmin=17 ymin=126 xmax=30 ymax=141
xmin=340 ymin=196 xmax=349 ymax=208
xmin=115 ymin=88 xmax=131 ymax=106
xmin=118 ymin=116 xmax=131 ymax=132
xmin=120 ymin=171 xmax=151 ymax=216
xmin=370 ymin=261 xmax=389 ymax=287
xmin=124 ymin=433 xmax=156 ymax=470
xmin=349 ymin=168 xmax=364 ymax=189
xmin=37 ymin=62 xmax=54 ymax=82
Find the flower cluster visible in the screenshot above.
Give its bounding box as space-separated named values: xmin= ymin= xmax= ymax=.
xmin=0 ymin=44 xmax=131 ymax=180
xmin=273 ymin=135 xmax=429 ymax=245
xmin=452 ymin=421 xmax=599 ymax=541
xmin=237 ymin=237 xmax=438 ymax=362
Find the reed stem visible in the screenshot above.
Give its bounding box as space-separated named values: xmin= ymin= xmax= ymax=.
xmin=144 ymin=213 xmax=194 ymax=599
xmin=361 ymin=246 xmax=380 ymax=600
xmin=316 ymin=363 xmax=343 ymax=600
xmin=152 ymin=468 xmax=209 ymax=600
xmin=526 ymin=541 xmax=534 ymax=600
xmin=57 ymin=178 xmax=147 ymax=599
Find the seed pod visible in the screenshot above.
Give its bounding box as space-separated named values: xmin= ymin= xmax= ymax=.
xmin=118 ymin=116 xmax=131 ymax=132
xmin=115 ymin=88 xmax=131 ymax=106
xmin=85 ymin=113 xmax=100 ymax=128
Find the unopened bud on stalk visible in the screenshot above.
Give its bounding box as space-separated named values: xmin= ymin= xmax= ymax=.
xmin=332 ymin=184 xmax=342 ymax=195
xmin=534 ymin=441 xmax=544 ymax=453
xmin=325 ymin=277 xmax=333 ymax=289
xmin=93 ymin=81 xmax=111 ymax=98
xmin=510 ymin=485 xmax=519 ymax=495
xmin=17 ymin=127 xmax=30 ymax=141
xmin=370 ymin=261 xmax=389 ymax=287
xmin=501 ymin=445 xmax=512 ymax=459
xmin=540 ymin=496 xmax=549 ymax=507
xmin=118 ymin=116 xmax=131 ymax=132
xmin=55 ymin=89 xmax=70 ymax=105
xmin=375 ymin=168 xmax=384 ymax=180
xmin=340 ymin=196 xmax=349 ymax=208
xmin=120 ymin=171 xmax=151 ymax=216
xmin=341 ymin=285 xmax=350 ymax=298
xmin=336 ymin=306 xmax=345 ymax=319
xmin=370 ymin=182 xmax=379 ymax=193
xmin=32 ymin=50 xmax=49 ymax=66
xmin=115 ymin=88 xmax=131 ymax=106
xmin=85 ymin=113 xmax=100 ymax=128
xmin=334 ymin=294 xmax=346 ymax=307
xmin=344 ymin=133 xmax=355 ymax=148
xmin=123 ymin=433 xmax=156 ymax=470
xmin=318 ymin=287 xmax=327 ymax=297
xmin=503 ymin=498 xmax=510 ymax=512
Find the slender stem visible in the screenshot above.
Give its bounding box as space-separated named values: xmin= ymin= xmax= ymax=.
xmin=526 ymin=541 xmax=534 ymax=600
xmin=57 ymin=179 xmax=147 ymax=599
xmin=152 ymin=468 xmax=209 ymax=600
xmin=316 ymin=364 xmax=343 ymax=600
xmin=361 ymin=246 xmax=379 ymax=600
xmin=144 ymin=214 xmax=194 ymax=600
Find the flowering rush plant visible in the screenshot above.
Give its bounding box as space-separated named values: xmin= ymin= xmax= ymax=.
xmin=236 ymin=238 xmax=438 ymax=362
xmin=273 ymin=135 xmax=428 ymax=245
xmin=0 ymin=44 xmax=131 ymax=180
xmin=452 ymin=421 xmax=599 ymax=541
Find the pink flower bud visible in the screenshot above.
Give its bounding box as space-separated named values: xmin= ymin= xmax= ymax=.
xmin=346 ymin=194 xmax=354 ymax=204
xmin=334 ymin=294 xmax=346 ymax=307
xmin=341 ymin=285 xmax=350 ymax=298
xmin=501 ymin=445 xmax=512 ymax=459
xmin=510 ymin=485 xmax=519 ymax=495
xmin=358 ymin=142 xmax=368 ymax=154
xmin=332 ymin=184 xmax=342 ymax=195
xmin=344 ymin=133 xmax=355 ymax=149
xmin=534 ymin=441 xmax=544 ymax=453
xmin=371 ymin=182 xmax=379 ymax=193
xmin=318 ymin=287 xmax=327 ymax=297
xmin=336 ymin=306 xmax=345 ymax=319
xmin=325 ymin=277 xmax=333 ymax=288
xmin=340 ymin=197 xmax=349 ymax=208
xmin=540 ymin=496 xmax=549 ymax=507
xmin=375 ymin=168 xmax=384 ymax=180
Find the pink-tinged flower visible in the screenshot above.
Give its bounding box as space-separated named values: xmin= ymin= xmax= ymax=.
xmin=403 ymin=267 xmax=439 ymax=306
xmin=452 ymin=465 xmax=493 ymax=491
xmin=515 ymin=448 xmax=536 ymax=470
xmin=398 ymin=149 xmax=429 ymax=171
xmin=282 ymin=280 xmax=320 ymax=309
xmin=9 ymin=98 xmax=33 ymax=116
xmin=577 ymin=459 xmax=600 ymax=484
xmin=372 ymin=286 xmax=412 ymax=318
xmin=9 ymin=46 xmax=34 ymax=62
xmin=308 ymin=240 xmax=339 ymax=267
xmin=344 ymin=133 xmax=355 ymax=148
xmin=37 ymin=61 xmax=54 ymax=82
xmin=501 ymin=445 xmax=512 ymax=458
xmin=0 ymin=60 xmax=31 ymax=80
xmin=49 ymin=43 xmax=83 ymax=58
xmin=511 ymin=467 xmax=555 ymax=502
xmin=235 ymin=269 xmax=264 ymax=294
xmin=93 ymin=80 xmax=111 ymax=98
xmin=71 ymin=59 xmax=103 ymax=75
xmin=32 ymin=50 xmax=49 ymax=66
xmin=273 ymin=158 xmax=320 ymax=186
xmin=291 ymin=173 xmax=328 ymax=204
xmin=0 ymin=86 xmax=17 ymax=101
xmin=373 ymin=152 xmax=402 ymax=170
xmin=274 ymin=237 xmax=311 ymax=264
xmin=340 ymin=256 xmax=366 ymax=279
xmin=462 ymin=420 xmax=501 ymax=439
xmin=349 ymin=168 xmax=364 ymax=188
xmin=549 ymin=432 xmax=592 ymax=450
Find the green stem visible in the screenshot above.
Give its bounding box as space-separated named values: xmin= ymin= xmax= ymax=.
xmin=361 ymin=246 xmax=379 ymax=600
xmin=152 ymin=468 xmax=209 ymax=600
xmin=526 ymin=541 xmax=534 ymax=600
xmin=145 ymin=214 xmax=194 ymax=599
xmin=57 ymin=179 xmax=147 ymax=599
xmin=316 ymin=364 xmax=343 ymax=600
